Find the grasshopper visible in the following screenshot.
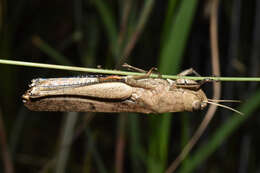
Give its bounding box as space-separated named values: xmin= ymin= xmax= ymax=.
xmin=22 ymin=65 xmax=241 ymax=115
xmin=22 ymin=65 xmax=242 ymax=172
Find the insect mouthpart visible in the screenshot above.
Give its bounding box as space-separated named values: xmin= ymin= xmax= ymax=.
xmin=192 ymin=100 xmax=207 ymax=111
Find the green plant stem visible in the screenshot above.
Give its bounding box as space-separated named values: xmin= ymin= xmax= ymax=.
xmin=0 ymin=59 xmax=260 ymax=82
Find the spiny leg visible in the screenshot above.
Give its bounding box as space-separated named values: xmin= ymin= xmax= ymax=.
xmin=178 ymin=68 xmax=201 ymax=77
xmin=129 ymin=67 xmax=157 ymax=79
xmin=122 ymin=63 xmax=162 ymax=79
xmin=99 ymin=65 xmax=158 ymax=89
xmin=122 ymin=63 xmax=146 ymax=73
xmin=123 ymin=67 xmax=159 ymax=89
xmin=121 ymin=64 xmax=165 ymax=89
xmin=176 ymin=68 xmax=212 ymax=90
xmin=98 ymin=63 xmax=149 ymax=83
xmin=175 ymin=79 xmax=212 ymax=90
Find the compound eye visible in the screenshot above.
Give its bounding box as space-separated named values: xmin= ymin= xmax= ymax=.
xmin=192 ymin=100 xmax=201 ymax=111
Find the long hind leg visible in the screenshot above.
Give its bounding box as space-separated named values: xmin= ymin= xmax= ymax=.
xmin=99 ymin=64 xmax=158 ymax=89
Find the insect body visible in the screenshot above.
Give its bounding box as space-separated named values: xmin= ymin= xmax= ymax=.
xmin=22 ymin=75 xmax=208 ymax=113
xmin=23 ymin=66 xmax=241 ymax=115
xmin=22 ymin=67 xmax=242 ymax=173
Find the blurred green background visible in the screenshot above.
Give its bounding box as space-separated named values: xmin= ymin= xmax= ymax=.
xmin=0 ymin=0 xmax=260 ymax=172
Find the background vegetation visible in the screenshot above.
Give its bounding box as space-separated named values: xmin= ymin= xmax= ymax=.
xmin=0 ymin=0 xmax=260 ymax=172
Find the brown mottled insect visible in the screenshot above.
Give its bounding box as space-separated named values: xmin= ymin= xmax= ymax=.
xmin=22 ymin=65 xmax=241 ymax=115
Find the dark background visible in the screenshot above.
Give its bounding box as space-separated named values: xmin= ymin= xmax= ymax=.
xmin=0 ymin=0 xmax=260 ymax=172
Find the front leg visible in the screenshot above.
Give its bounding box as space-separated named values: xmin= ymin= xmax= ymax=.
xmin=176 ymin=68 xmax=211 ymax=91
